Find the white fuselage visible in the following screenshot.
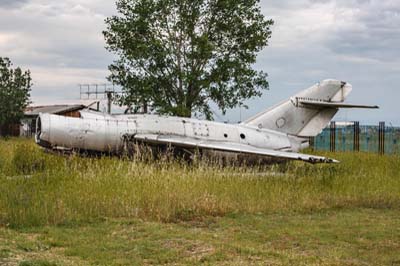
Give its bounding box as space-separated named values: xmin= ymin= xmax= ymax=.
xmin=37 ymin=112 xmax=305 ymax=154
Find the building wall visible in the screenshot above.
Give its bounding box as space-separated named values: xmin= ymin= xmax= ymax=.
xmin=0 ymin=123 xmax=21 ymax=137
xmin=20 ymin=119 xmax=36 ymax=137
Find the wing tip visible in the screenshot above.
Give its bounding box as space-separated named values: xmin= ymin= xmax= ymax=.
xmin=325 ymin=158 xmax=340 ymax=164
xmin=304 ymin=157 xmax=340 ymax=164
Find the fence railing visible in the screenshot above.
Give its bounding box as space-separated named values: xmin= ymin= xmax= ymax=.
xmin=312 ymin=122 xmax=400 ymax=155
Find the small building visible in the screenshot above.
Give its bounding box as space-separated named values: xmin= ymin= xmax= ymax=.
xmin=21 ymin=104 xmax=86 ymax=137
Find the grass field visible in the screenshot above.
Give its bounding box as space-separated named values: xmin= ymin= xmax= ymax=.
xmin=0 ymin=138 xmax=399 ymax=265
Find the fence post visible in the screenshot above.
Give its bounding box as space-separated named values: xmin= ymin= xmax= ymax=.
xmin=353 ymin=121 xmax=360 ymax=152
xmin=379 ymin=122 xmax=385 ymax=155
xmin=330 ymin=121 xmax=336 ymax=152
xmin=342 ymin=127 xmax=346 ymax=152
xmin=309 ymin=137 xmax=315 ymax=151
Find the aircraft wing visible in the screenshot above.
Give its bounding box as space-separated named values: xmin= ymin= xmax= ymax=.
xmin=298 ymin=100 xmax=379 ymax=109
xmin=133 ymin=134 xmax=339 ymax=164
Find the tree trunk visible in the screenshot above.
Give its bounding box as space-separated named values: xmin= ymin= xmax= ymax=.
xmin=175 ymin=104 xmax=192 ymax=118
xmin=143 ymin=101 xmax=148 ymax=114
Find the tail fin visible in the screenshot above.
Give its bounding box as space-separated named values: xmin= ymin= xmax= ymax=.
xmin=242 ymin=79 xmax=369 ymax=137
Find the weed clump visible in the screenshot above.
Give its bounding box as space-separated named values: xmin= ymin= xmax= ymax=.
xmin=12 ymin=142 xmax=46 ymax=175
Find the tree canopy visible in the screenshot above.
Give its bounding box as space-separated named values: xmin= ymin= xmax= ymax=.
xmin=104 ymin=0 xmax=273 ymax=118
xmin=0 ymin=57 xmax=32 ymax=128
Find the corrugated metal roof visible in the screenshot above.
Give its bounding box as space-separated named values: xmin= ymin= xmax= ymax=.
xmin=25 ymin=105 xmax=86 ymax=116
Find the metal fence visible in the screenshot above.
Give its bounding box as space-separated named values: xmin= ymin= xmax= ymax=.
xmin=311 ymin=122 xmax=400 ymax=155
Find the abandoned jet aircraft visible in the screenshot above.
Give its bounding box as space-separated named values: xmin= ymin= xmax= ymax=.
xmin=35 ymin=79 xmax=378 ymax=164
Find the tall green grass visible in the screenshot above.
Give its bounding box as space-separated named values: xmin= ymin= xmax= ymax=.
xmin=0 ymin=138 xmax=399 ymax=228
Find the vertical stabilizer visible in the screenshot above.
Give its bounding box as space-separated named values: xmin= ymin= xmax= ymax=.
xmin=242 ymin=79 xmax=353 ymax=137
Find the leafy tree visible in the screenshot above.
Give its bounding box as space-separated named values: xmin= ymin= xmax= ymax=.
xmin=104 ymin=0 xmax=273 ymax=118
xmin=0 ymin=57 xmax=32 ymax=134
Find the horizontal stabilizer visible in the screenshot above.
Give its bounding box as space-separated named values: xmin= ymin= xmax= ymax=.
xmin=133 ymin=134 xmax=339 ymax=164
xmin=298 ymin=99 xmax=379 ymax=109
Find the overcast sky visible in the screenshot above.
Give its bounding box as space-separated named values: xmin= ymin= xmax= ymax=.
xmin=0 ymin=0 xmax=398 ymax=125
